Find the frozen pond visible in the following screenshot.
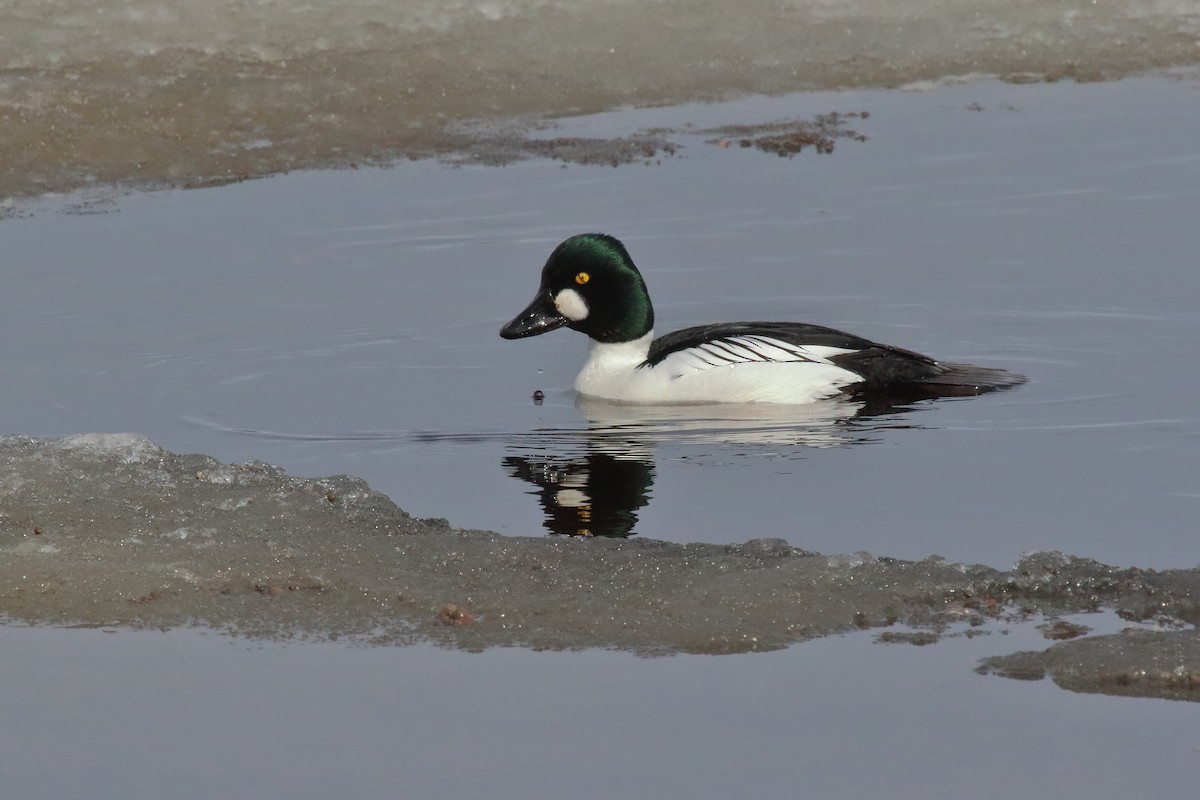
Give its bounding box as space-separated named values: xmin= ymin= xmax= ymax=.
xmin=4 ymin=6 xmax=1200 ymax=794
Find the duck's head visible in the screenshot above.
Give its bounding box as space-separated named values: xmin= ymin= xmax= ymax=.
xmin=500 ymin=233 xmax=655 ymax=344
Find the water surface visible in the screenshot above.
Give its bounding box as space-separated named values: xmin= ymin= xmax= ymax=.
xmin=6 ymin=77 xmax=1199 ymax=568
xmin=2 ymin=617 xmax=1194 ymax=800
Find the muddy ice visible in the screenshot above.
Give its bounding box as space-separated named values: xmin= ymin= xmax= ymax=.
xmin=2 ymin=434 xmax=1196 ymax=700
xmin=5 ymin=1 xmax=1200 ymax=201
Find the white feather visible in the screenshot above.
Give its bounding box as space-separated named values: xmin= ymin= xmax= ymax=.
xmin=572 ymin=332 xmax=863 ymax=404
xmin=553 ymin=288 xmax=589 ymax=322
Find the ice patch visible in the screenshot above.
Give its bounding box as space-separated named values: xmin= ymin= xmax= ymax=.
xmin=4 ymin=0 xmax=1199 ymax=201
xmin=826 ymin=551 xmax=876 ymax=569
xmin=216 ymin=497 xmax=254 ymax=510
xmin=51 ymin=433 xmax=162 ymax=462
xmin=14 ymin=541 xmax=60 ymax=555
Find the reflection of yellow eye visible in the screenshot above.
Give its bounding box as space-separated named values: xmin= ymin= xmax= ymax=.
xmin=575 ymin=272 xmax=590 ymax=285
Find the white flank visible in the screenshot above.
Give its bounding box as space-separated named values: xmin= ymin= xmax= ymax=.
xmin=572 ymin=332 xmax=864 ymax=405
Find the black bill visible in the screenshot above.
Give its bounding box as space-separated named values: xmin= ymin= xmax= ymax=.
xmin=499 ymin=291 xmax=569 ymax=339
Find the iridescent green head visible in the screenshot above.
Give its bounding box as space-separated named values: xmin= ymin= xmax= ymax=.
xmin=500 ymin=233 xmax=655 ymax=344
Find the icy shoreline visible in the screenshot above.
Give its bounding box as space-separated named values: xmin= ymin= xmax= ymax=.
xmin=3 ymin=1 xmax=1199 ymax=201
xmin=2 ymin=434 xmax=1197 ymax=699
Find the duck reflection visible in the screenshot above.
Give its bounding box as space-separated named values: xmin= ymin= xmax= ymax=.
xmin=503 ymin=450 xmax=653 ymax=537
xmin=505 ymin=396 xmax=895 ymax=537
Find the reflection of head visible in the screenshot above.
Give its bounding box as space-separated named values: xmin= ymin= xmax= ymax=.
xmin=503 ymin=453 xmax=654 ymax=538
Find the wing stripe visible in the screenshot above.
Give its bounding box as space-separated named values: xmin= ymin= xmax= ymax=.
xmin=704 ymin=340 xmax=750 ymax=362
xmin=645 ymin=325 xmax=874 ymax=374
xmin=741 ymin=336 xmax=784 ymax=361
xmin=672 ymin=334 xmax=842 ymax=368
xmin=729 ymin=338 xmax=773 ymax=360
xmin=742 ymin=336 xmax=817 ymax=363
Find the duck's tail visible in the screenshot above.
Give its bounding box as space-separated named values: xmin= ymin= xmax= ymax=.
xmin=908 ymin=362 xmax=1028 ymax=397
xmin=846 ymin=359 xmax=1026 ymax=411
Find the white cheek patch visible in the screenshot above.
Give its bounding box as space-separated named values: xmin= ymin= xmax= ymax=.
xmin=553 ymin=288 xmax=589 ymax=322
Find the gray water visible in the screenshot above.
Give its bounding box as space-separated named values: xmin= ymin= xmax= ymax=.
xmin=6 ymin=77 xmax=1199 ymax=569
xmin=3 ymin=615 xmax=1197 ymax=800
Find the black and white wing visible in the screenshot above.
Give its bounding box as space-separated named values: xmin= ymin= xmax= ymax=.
xmin=645 ymin=330 xmax=853 ymax=371
xmin=645 ymin=322 xmax=878 ymax=371
xmin=645 ymin=321 xmax=1024 ymax=399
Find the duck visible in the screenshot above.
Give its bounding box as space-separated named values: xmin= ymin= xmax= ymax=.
xmin=499 ymin=233 xmax=1025 ymax=405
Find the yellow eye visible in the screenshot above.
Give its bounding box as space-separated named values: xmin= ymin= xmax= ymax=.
xmin=575 ymin=272 xmax=590 ymax=285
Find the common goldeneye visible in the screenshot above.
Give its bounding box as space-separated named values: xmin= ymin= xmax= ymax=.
xmin=499 ymin=233 xmax=1025 ymax=405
